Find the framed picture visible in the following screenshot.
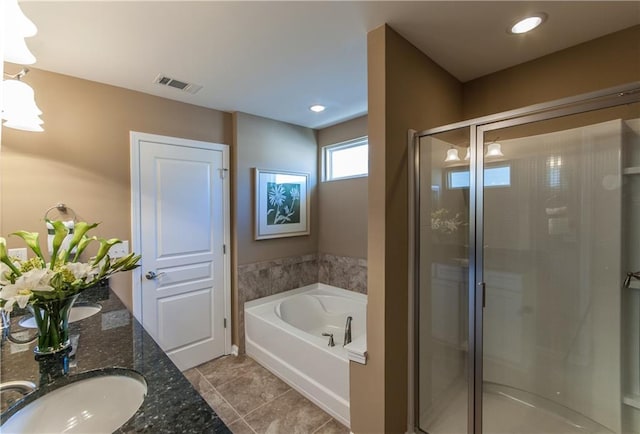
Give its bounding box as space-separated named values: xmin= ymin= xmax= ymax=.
xmin=254 ymin=168 xmax=310 ymax=240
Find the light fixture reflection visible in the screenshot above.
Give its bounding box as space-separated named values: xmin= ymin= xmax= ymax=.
xmin=444 ymin=147 xmax=461 ymax=162
xmin=485 ymin=143 xmax=504 ymax=158
xmin=464 ymin=147 xmax=470 ymax=160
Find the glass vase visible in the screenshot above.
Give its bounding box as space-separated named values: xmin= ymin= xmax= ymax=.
xmin=28 ymin=294 xmax=79 ymax=355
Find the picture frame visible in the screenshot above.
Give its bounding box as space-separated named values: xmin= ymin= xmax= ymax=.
xmin=254 ymin=168 xmax=310 ymax=240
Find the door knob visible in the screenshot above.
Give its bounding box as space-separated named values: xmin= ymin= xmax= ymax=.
xmin=145 ymin=271 xmax=165 ymax=280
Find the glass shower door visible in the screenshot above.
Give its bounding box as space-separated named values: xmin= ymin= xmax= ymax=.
xmin=478 ymin=109 xmax=638 ymax=433
xmin=417 ymin=127 xmax=472 ymax=434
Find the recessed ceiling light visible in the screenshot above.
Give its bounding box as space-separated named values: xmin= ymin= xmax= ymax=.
xmin=509 ymin=13 xmax=547 ymax=34
xmin=309 ymin=104 xmax=326 ymax=113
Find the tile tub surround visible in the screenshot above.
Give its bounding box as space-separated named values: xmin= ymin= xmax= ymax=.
xmin=237 ymin=253 xmax=367 ymax=352
xmin=185 ymin=355 xmax=350 ymax=434
xmin=0 ymin=287 xmax=230 ymax=433
xmin=318 ymin=253 xmax=367 ymax=294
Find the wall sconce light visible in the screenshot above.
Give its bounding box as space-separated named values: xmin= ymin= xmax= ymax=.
xmin=444 ymin=147 xmax=461 ymax=162
xmin=3 ymin=0 xmax=37 ymax=65
xmin=2 ymin=69 xmax=44 ymax=132
xmin=2 ymin=0 xmax=42 ymax=132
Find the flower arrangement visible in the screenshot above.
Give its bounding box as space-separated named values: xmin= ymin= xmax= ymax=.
xmin=0 ymin=220 xmax=140 ymax=354
xmin=431 ymin=208 xmax=466 ymax=235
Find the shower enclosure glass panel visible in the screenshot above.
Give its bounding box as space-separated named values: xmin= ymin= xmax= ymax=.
xmin=479 ymin=111 xmax=639 ymax=433
xmin=418 ymin=128 xmax=471 ymax=434
xmin=415 ymin=90 xmax=640 ymax=434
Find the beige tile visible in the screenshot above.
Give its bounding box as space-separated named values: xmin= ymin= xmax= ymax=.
xmin=228 ymin=419 xmax=256 ymax=434
xmin=216 ymin=364 xmax=291 ymax=416
xmin=313 ymin=419 xmax=350 ymax=434
xmin=183 ymin=367 xmax=240 ymax=425
xmin=183 ymin=368 xmax=200 ymax=386
xmin=244 ymin=389 xmax=332 ymax=434
xmin=197 ymin=355 xmax=262 ymax=388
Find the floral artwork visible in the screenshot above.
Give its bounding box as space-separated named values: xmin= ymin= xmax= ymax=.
xmin=267 ymin=183 xmax=301 ymax=225
xmin=255 ymin=169 xmax=309 ymax=240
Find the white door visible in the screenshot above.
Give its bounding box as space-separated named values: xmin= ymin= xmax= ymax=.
xmin=131 ymin=132 xmax=230 ymax=371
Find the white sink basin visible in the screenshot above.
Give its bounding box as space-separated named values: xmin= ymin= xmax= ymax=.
xmin=19 ymin=304 xmax=102 ymax=328
xmin=1 ymin=370 xmax=147 ymax=433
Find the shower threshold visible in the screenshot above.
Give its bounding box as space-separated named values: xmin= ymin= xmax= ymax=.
xmin=422 ymin=382 xmax=614 ymax=434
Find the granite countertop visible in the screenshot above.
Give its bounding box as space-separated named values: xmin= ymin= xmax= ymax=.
xmin=0 ymin=285 xmax=230 ymax=433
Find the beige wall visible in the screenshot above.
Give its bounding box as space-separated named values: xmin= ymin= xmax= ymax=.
xmin=0 ymin=66 xmax=231 ymax=307
xmin=350 ymin=24 xmax=463 ymax=433
xmin=233 ymin=111 xmax=318 ymax=265
xmin=463 ymin=25 xmax=640 ymax=119
xmin=317 ymin=115 xmax=368 ymax=259
xmin=232 ymin=111 xmax=318 ymax=346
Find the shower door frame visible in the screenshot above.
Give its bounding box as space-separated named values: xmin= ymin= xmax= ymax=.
xmin=412 ymin=81 xmax=640 ymax=434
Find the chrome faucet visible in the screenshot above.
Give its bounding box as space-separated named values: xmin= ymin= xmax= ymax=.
xmin=343 ymin=316 xmax=352 ymax=346
xmin=624 ymin=271 xmax=640 ymax=288
xmin=0 ymin=380 xmax=36 ymax=395
xmin=322 ymin=333 xmax=335 ymax=347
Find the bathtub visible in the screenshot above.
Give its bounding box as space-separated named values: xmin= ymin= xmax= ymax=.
xmin=245 ymin=283 xmax=367 ymax=427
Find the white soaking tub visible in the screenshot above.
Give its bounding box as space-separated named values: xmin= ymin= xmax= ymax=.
xmin=244 ymin=283 xmax=367 ymax=427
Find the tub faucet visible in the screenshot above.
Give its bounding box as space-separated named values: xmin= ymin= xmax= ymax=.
xmin=322 ymin=333 xmax=335 ymax=347
xmin=343 ymin=316 xmax=352 ymax=346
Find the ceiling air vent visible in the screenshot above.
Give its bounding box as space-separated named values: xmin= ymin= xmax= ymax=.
xmin=153 ymin=74 xmax=202 ymax=95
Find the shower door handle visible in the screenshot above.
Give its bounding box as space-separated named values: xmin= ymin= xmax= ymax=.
xmin=479 ymin=282 xmax=486 ymax=308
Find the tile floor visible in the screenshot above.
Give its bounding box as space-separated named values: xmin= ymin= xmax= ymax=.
xmin=184 ymin=355 xmax=350 ymax=434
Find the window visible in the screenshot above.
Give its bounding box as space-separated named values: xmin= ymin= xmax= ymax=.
xmin=323 ymin=137 xmax=368 ymax=181
xmin=448 ymin=164 xmax=511 ymax=189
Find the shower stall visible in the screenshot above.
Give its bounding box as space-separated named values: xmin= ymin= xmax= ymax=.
xmin=413 ymin=83 xmax=640 ymax=434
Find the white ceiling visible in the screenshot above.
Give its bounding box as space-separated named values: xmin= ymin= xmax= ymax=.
xmin=17 ymin=1 xmax=640 ymax=129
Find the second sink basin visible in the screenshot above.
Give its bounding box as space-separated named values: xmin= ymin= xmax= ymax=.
xmin=18 ymin=303 xmax=102 ymax=328
xmin=0 ymin=368 xmax=147 ymax=433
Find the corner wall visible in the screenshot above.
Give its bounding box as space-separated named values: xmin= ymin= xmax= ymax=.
xmin=350 ymin=24 xmax=463 ymax=433
xmin=0 ymin=66 xmax=231 ymax=308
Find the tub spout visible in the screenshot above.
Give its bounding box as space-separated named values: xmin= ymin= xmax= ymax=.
xmin=322 ymin=333 xmax=335 ymax=347
xmin=343 ymin=316 xmax=352 ymax=346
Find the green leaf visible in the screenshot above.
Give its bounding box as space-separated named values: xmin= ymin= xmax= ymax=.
xmin=110 ymin=253 xmax=141 ymax=273
xmin=73 ymin=236 xmax=96 ymax=262
xmin=92 ymin=238 xmax=122 ymax=266
xmin=64 ymin=222 xmax=99 ymax=262
xmin=0 ymin=237 xmax=21 ymax=276
xmin=97 ymin=254 xmax=112 ymax=279
xmin=47 ymin=220 xmax=70 ymax=270
xmin=10 ymin=230 xmax=45 ymax=265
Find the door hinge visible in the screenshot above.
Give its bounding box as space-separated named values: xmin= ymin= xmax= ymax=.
xmin=223 ymin=244 xmax=226 ymax=254
xmin=224 ymin=318 xmax=227 ymax=328
xmin=480 ymin=282 xmax=486 ymax=308
xmin=220 ymin=168 xmax=229 ymax=179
